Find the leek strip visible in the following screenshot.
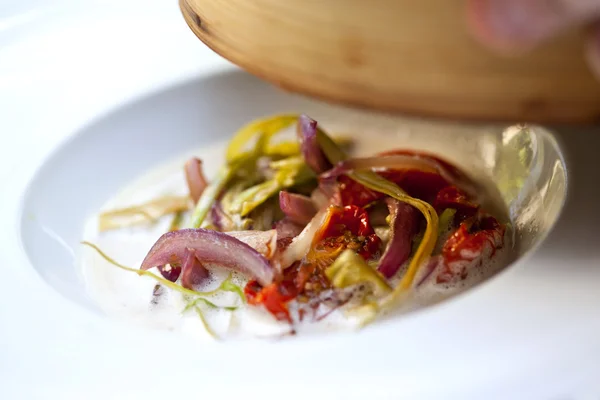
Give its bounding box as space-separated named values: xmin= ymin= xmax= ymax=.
xmin=99 ymin=196 xmax=190 ymax=231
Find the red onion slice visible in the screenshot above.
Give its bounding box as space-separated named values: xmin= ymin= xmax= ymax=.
xmin=140 ymin=228 xmax=274 ymax=286
xmin=377 ymin=199 xmax=420 ymax=279
xmin=157 ymin=264 xmax=181 ymax=282
xmin=279 ymin=191 xmax=317 ymax=225
xmin=297 ymin=114 xmax=332 ymax=173
xmin=185 ymin=157 xmax=209 ymax=204
xmin=180 ymin=249 xmax=210 ymax=289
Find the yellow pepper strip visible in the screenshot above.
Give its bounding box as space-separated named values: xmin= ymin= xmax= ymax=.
xmin=226 ymin=114 xmax=299 ymax=163
xmin=265 ymin=136 xmax=354 ymax=158
xmin=264 ymin=141 xmax=301 ymax=158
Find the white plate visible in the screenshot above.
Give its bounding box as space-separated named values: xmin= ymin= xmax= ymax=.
xmin=1 ymin=1 xmax=600 ymax=399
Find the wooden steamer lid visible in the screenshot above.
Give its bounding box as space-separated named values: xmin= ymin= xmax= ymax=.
xmin=180 ymin=0 xmax=600 ymax=124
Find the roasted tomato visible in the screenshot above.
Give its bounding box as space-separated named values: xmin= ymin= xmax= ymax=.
xmin=245 ymin=277 xmax=298 ymax=323
xmin=437 ymin=214 xmax=506 ymax=283
xmin=244 ymin=205 xmax=382 ymax=323
xmin=313 ymin=205 xmax=381 ymax=260
xmin=337 ymin=175 xmax=381 ymax=207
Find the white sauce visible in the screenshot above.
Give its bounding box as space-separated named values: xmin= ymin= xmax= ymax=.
xmin=79 ymin=129 xmax=513 ymax=342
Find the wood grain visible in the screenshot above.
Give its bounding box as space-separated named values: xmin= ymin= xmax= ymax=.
xmin=180 ymin=0 xmax=600 ymax=124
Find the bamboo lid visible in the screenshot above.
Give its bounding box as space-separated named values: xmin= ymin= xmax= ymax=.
xmin=180 ymin=0 xmax=600 ymax=124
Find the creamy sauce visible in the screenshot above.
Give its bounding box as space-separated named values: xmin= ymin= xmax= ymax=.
xmin=79 ymin=129 xmax=513 ymax=342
